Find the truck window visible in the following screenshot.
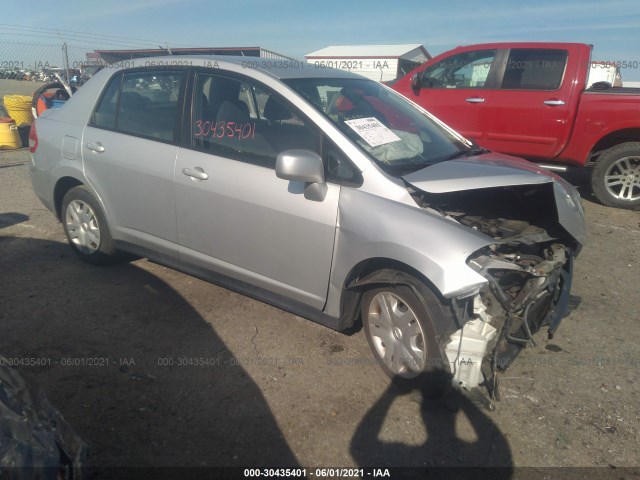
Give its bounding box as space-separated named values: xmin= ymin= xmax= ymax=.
xmin=421 ymin=50 xmax=496 ymax=88
xmin=501 ymin=49 xmax=568 ymax=90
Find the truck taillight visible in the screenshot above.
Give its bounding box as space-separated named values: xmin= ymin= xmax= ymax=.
xmin=28 ymin=122 xmax=38 ymax=153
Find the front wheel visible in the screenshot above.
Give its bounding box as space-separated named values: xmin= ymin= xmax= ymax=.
xmin=591 ymin=142 xmax=640 ymax=209
xmin=61 ymin=186 xmax=119 ymax=265
xmin=361 ymin=279 xmax=451 ymax=390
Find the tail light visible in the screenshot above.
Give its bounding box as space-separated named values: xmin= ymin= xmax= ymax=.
xmin=29 ymin=122 xmax=38 ymax=153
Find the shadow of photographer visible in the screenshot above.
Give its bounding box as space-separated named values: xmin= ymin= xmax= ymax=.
xmin=350 ymin=372 xmax=513 ymax=477
xmin=0 ymin=235 xmax=299 ymax=471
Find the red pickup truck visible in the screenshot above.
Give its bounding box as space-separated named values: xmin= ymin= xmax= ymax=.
xmin=392 ymin=42 xmax=640 ymax=209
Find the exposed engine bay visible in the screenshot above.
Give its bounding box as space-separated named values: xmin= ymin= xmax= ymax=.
xmin=408 ymin=182 xmax=577 ymax=397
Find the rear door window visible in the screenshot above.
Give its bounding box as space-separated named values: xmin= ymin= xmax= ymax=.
xmin=500 ymin=49 xmax=568 ymax=90
xmin=90 ymin=70 xmax=185 ymax=142
xmin=117 ymin=71 xmax=185 ymax=141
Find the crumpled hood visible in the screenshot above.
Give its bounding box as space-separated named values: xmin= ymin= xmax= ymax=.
xmin=402 ymin=152 xmax=557 ymax=193
xmin=402 ymin=152 xmax=587 ymax=247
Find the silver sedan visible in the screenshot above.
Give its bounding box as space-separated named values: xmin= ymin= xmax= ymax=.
xmin=29 ymin=56 xmax=585 ymax=394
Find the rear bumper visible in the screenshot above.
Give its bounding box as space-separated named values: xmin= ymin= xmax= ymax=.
xmin=29 ymin=162 xmax=54 ymax=214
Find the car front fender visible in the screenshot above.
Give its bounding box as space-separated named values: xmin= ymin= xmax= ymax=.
xmin=323 ymin=189 xmax=491 ymax=320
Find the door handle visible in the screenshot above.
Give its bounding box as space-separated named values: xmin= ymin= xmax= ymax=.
xmin=544 ymin=99 xmax=566 ymax=106
xmin=87 ymin=142 xmax=105 ymax=153
xmin=182 ymin=167 xmax=209 ymax=181
xmin=465 ymin=97 xmax=485 ymax=103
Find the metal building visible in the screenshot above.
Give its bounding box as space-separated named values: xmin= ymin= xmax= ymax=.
xmin=91 ymin=47 xmax=296 ymax=64
xmin=305 ymin=44 xmax=431 ymax=82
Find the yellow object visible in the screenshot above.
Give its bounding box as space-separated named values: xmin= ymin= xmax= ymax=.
xmin=0 ymin=119 xmax=22 ymax=149
xmin=3 ymin=95 xmax=34 ymax=126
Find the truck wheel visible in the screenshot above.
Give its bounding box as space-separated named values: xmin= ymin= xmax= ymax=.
xmin=361 ymin=277 xmax=451 ymax=391
xmin=591 ymin=142 xmax=640 ymax=209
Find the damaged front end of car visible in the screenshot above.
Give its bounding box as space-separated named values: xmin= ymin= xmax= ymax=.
xmin=403 ymin=157 xmax=585 ymax=397
xmin=457 ymin=227 xmax=573 ymax=396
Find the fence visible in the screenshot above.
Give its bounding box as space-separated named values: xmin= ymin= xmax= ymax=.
xmin=0 ymin=40 xmax=174 ymax=83
xmin=0 ymin=37 xmax=296 ymax=119
xmin=0 ymin=39 xmax=173 ymax=117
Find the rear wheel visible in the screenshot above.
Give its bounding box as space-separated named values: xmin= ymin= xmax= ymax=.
xmin=591 ymin=142 xmax=640 ymax=209
xmin=61 ymin=186 xmax=118 ymax=265
xmin=361 ymin=278 xmax=451 ymax=391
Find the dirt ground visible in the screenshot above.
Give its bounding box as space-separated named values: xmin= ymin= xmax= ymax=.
xmin=1 ymin=148 xmax=639 ymax=477
xmin=0 ymin=79 xmax=46 ymax=99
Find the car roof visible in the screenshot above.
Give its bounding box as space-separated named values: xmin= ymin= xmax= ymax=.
xmin=120 ymin=55 xmax=365 ymax=80
xmin=442 ymin=42 xmax=590 ymax=52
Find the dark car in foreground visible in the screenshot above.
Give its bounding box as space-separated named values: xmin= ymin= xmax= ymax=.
xmin=29 ymin=56 xmax=585 ymax=395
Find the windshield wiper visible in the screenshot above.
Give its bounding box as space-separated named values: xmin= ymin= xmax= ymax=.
xmin=443 ymin=149 xmax=471 ymax=161
xmin=444 ymin=145 xmax=489 ymax=161
xmin=383 ymin=157 xmax=433 ymax=175
xmin=470 ymin=146 xmax=490 ymax=155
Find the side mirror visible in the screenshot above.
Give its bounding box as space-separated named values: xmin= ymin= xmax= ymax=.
xmin=410 ymin=72 xmax=422 ymax=92
xmin=276 ymin=149 xmax=324 ymax=183
xmin=276 ymin=149 xmax=327 ymax=201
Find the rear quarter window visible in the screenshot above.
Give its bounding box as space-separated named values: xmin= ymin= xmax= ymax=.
xmin=91 ymin=73 xmax=122 ymax=129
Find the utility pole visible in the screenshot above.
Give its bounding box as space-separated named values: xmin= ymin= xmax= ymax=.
xmin=62 ymin=42 xmax=70 ymax=84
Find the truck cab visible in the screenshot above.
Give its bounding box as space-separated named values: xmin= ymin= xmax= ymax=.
xmin=393 ymin=42 xmax=640 ymax=210
xmin=393 ymin=43 xmax=590 ymax=162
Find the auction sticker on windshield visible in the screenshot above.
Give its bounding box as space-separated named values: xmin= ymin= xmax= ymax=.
xmin=344 ymin=117 xmax=401 ymax=147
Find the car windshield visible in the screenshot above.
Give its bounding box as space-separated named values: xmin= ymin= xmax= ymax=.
xmin=283 ymin=77 xmax=472 ymax=174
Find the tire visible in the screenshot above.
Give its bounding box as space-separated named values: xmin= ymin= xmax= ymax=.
xmin=61 ymin=186 xmax=119 ymax=265
xmin=591 ymin=142 xmax=640 ymax=209
xmin=31 ymin=82 xmax=65 ymax=118
xmin=361 ymin=277 xmax=452 ymax=392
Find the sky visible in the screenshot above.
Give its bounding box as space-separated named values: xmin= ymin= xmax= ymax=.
xmin=3 ymin=0 xmax=640 ymax=80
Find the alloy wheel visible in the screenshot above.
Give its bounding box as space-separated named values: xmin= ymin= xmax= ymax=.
xmin=604 ymin=156 xmax=640 ymax=201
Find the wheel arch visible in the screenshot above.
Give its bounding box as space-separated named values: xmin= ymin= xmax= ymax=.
xmin=588 ymin=128 xmax=640 ymax=164
xmin=53 ymin=176 xmax=84 ymax=220
xmin=337 ymin=257 xmax=452 ymax=331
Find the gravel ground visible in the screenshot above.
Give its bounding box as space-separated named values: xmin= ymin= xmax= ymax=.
xmin=0 ymin=148 xmax=639 ymax=478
